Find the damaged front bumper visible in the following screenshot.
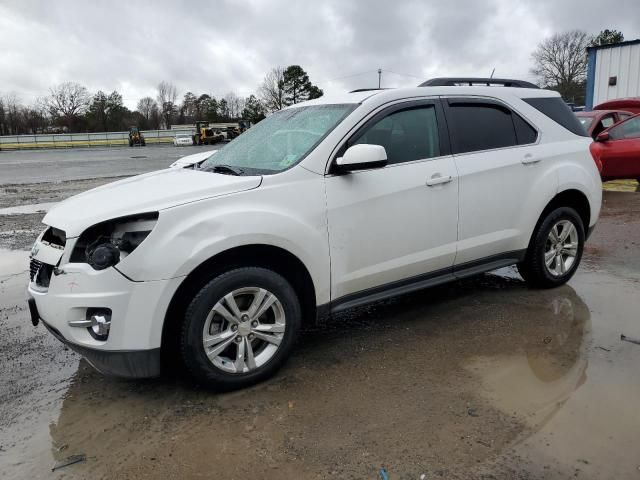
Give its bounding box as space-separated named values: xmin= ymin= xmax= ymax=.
xmin=38 ymin=308 xmax=161 ymax=378
xmin=27 ymin=230 xmax=183 ymax=379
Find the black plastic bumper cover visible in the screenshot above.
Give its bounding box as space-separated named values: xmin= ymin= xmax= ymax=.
xmin=41 ymin=319 xmax=161 ymax=379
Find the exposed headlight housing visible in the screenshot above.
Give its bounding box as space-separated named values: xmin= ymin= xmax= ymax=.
xmin=70 ymin=212 xmax=158 ymax=270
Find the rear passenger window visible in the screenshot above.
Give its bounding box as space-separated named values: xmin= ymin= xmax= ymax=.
xmin=351 ymin=106 xmax=440 ymax=164
xmin=446 ymin=102 xmax=536 ymax=154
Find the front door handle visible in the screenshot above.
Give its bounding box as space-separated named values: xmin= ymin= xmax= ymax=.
xmin=426 ymin=174 xmax=453 ymax=186
xmin=522 ymin=153 xmax=541 ymax=165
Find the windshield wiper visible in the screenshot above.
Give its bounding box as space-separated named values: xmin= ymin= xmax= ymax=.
xmin=207 ymin=164 xmax=244 ymax=176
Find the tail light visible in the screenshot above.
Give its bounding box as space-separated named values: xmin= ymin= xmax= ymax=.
xmin=589 ymin=143 xmax=603 ymax=173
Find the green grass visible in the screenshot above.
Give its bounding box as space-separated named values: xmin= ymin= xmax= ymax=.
xmin=603 ymin=179 xmax=640 ymax=193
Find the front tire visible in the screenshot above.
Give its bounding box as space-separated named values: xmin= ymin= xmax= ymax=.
xmin=180 ymin=267 xmax=301 ymax=390
xmin=518 ymin=207 xmax=585 ymax=288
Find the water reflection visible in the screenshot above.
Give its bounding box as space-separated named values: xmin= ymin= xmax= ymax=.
xmin=464 ymin=283 xmax=591 ymax=429
xmin=42 ymin=273 xmax=590 ymax=478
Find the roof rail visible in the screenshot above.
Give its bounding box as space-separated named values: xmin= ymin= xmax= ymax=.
xmin=349 ymin=88 xmax=391 ymax=93
xmin=419 ymin=77 xmax=539 ymax=89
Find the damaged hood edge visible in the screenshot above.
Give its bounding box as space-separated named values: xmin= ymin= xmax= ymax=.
xmin=43 ymin=168 xmax=262 ymax=237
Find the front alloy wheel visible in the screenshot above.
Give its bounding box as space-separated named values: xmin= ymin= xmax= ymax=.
xmin=181 ymin=267 xmax=301 ymax=390
xmin=202 ymin=287 xmax=286 ymax=374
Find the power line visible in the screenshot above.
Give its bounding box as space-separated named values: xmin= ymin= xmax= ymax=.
xmin=327 ymin=70 xmax=380 ymax=82
xmin=381 ymin=69 xmax=423 ymax=79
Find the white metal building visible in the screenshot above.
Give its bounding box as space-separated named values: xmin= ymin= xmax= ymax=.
xmin=586 ymin=39 xmax=640 ymax=110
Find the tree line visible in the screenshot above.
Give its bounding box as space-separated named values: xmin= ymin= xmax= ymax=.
xmin=0 ymin=64 xmax=322 ymax=135
xmin=530 ymin=29 xmax=625 ymax=105
xmin=3 ymin=28 xmax=622 ymax=137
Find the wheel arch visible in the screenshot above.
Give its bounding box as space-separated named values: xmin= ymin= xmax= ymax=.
xmin=528 ymin=189 xmax=591 ymax=250
xmin=161 ymin=244 xmax=317 ymax=363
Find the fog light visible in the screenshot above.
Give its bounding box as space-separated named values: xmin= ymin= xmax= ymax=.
xmin=87 ymin=308 xmax=111 ymax=341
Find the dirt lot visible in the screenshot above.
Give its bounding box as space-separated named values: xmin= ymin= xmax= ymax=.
xmin=0 ymin=180 xmax=639 ymax=479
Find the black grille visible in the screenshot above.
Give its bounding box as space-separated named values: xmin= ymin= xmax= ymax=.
xmin=29 ymin=258 xmax=53 ymax=287
xmin=29 ymin=258 xmax=43 ymax=282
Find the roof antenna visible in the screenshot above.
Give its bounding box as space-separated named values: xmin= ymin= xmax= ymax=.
xmin=490 ymin=68 xmax=495 ymax=79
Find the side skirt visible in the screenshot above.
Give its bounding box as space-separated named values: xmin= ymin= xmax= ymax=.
xmin=322 ymin=250 xmax=526 ymax=316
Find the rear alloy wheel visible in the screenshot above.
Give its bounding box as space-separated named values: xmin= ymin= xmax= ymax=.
xmin=543 ymin=220 xmax=579 ymax=277
xmin=518 ymin=207 xmax=585 ymax=288
xmin=181 ymin=267 xmax=301 ymax=390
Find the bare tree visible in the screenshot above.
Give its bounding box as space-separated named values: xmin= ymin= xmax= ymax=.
xmin=157 ymin=81 xmax=178 ymax=129
xmin=44 ymin=82 xmax=90 ymax=131
xmin=531 ymin=30 xmax=590 ymax=101
xmin=0 ymin=96 xmax=5 ymax=135
xmin=259 ymin=67 xmax=286 ymax=112
xmin=23 ymin=100 xmax=48 ymax=134
xmin=223 ymin=92 xmax=244 ymax=119
xmin=3 ymin=93 xmax=24 ymax=134
xmin=137 ymin=97 xmax=159 ymax=123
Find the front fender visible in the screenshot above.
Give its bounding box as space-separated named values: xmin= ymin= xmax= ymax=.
xmin=116 ymin=173 xmax=330 ymax=305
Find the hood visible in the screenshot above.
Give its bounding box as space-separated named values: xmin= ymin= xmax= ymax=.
xmin=170 ymin=149 xmax=217 ymax=168
xmin=44 ymin=168 xmax=261 ymax=237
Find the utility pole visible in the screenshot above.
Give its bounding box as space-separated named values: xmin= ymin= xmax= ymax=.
xmin=378 ymin=68 xmax=382 ymax=88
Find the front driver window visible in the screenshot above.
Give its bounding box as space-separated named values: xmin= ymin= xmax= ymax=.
xmin=609 ymin=116 xmax=640 ymax=140
xmin=351 ymin=106 xmax=440 ymax=164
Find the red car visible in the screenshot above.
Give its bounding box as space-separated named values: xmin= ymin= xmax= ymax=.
xmin=589 ymin=114 xmax=640 ymax=182
xmin=576 ymin=110 xmax=634 ymax=139
xmin=594 ymin=98 xmax=640 ymax=115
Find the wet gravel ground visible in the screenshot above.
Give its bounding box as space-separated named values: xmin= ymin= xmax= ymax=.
xmin=0 ymin=178 xmax=124 ymax=250
xmin=0 ymin=176 xmax=639 ymax=479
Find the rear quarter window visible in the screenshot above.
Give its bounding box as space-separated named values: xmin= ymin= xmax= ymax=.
xmin=445 ymin=100 xmax=538 ymax=154
xmin=523 ymin=97 xmax=589 ymax=137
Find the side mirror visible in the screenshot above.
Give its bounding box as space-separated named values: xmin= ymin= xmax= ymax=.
xmin=335 ymin=144 xmax=388 ymax=172
xmin=596 ymin=131 xmax=609 ymax=142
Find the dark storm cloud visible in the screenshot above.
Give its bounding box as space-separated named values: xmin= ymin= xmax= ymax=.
xmin=0 ymin=0 xmax=638 ymax=108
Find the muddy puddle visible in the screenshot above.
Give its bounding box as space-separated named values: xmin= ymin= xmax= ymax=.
xmin=1 ymin=250 xmax=639 ymax=479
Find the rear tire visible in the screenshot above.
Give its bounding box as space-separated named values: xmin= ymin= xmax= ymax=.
xmin=518 ymin=207 xmax=585 ymax=288
xmin=180 ymin=267 xmax=301 ymax=390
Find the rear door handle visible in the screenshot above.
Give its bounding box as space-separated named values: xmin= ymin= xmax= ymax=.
xmin=522 ymin=153 xmax=541 ymax=165
xmin=426 ymin=174 xmax=453 ymax=186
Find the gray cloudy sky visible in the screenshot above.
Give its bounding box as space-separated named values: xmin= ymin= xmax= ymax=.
xmin=1 ymin=0 xmax=639 ymax=109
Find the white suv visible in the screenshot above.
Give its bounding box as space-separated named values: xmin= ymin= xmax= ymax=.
xmin=27 ymin=78 xmax=601 ymax=390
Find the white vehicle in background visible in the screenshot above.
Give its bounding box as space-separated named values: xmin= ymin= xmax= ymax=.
xmin=169 ymin=149 xmax=217 ymax=168
xmin=173 ymin=134 xmax=193 ymax=146
xmin=27 ymin=77 xmax=601 ymax=391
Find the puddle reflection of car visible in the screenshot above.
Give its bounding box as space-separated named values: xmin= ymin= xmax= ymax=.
xmin=173 ymin=134 xmax=193 ymax=147
xmin=467 ymin=285 xmax=590 ymax=426
xmin=27 ymin=77 xmax=602 ymax=390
